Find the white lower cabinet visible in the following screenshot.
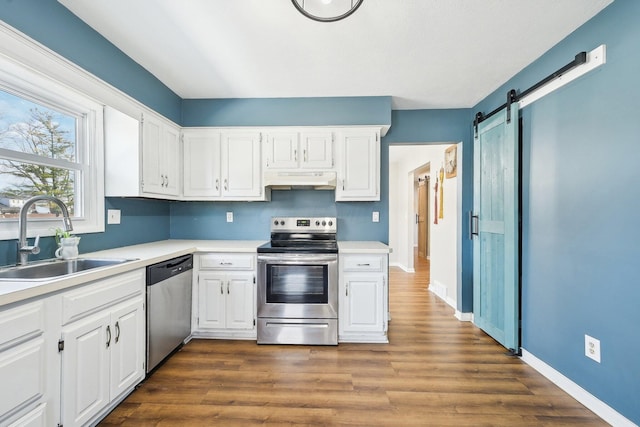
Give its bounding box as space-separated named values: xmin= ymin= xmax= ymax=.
xmin=0 ymin=299 xmax=58 ymax=427
xmin=338 ymin=253 xmax=389 ymax=343
xmin=60 ymin=270 xmax=145 ymax=427
xmin=193 ymin=253 xmax=256 ymax=339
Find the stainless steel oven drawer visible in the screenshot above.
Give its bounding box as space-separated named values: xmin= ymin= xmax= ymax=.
xmin=257 ymin=318 xmax=338 ymax=345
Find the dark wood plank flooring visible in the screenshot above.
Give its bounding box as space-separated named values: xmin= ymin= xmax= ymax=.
xmin=100 ymin=253 xmax=606 ymax=426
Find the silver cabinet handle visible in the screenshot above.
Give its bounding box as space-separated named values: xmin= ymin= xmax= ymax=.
xmin=219 ymin=261 xmax=233 ymax=266
xmin=224 ymin=179 xmax=228 ymax=191
xmin=304 ymin=149 xmax=307 ymax=162
xmin=227 ymin=282 xmax=230 ymax=294
xmin=106 ymin=325 xmax=111 ymax=349
xmin=294 ymin=149 xmax=298 ymax=162
xmin=220 ymin=283 xmax=224 ymax=294
xmin=165 ymin=175 xmax=169 ymax=187
xmin=357 ymin=263 xmax=371 ymax=266
xmin=115 ymin=321 xmax=120 ymax=344
xmin=215 ymin=178 xmax=219 ymax=190
xmin=346 ymin=283 xmax=349 ymax=297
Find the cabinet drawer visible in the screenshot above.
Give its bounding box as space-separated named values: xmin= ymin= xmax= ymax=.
xmin=341 ymin=255 xmax=385 ymax=272
xmin=62 ymin=269 xmax=144 ymax=325
xmin=199 ymin=254 xmax=255 ymax=270
xmin=0 ymin=301 xmax=44 ymax=350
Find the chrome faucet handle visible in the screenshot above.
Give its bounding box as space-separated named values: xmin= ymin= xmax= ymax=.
xmin=20 ymin=235 xmax=41 ymax=255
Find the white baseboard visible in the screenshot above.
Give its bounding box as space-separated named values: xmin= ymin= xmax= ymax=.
xmin=521 ymin=349 xmax=637 ymax=427
xmin=429 ymin=281 xmax=447 ymax=299
xmin=455 ymin=311 xmax=473 ymax=322
xmin=429 ymin=281 xmax=457 ymax=311
xmin=389 ymin=262 xmax=414 ymax=273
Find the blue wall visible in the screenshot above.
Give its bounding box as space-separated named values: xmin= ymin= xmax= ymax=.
xmin=0 ymin=198 xmax=170 ymax=265
xmin=473 ymin=0 xmax=639 ymax=422
xmin=0 ymin=0 xmax=182 ymax=123
xmin=170 ymin=191 xmax=385 ymax=242
xmin=182 ymin=96 xmax=391 ymax=128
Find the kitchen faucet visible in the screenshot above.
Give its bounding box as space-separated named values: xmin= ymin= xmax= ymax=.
xmin=17 ymin=195 xmax=73 ymax=266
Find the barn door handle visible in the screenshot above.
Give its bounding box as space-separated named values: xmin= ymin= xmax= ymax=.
xmin=469 ymin=211 xmax=479 ymax=238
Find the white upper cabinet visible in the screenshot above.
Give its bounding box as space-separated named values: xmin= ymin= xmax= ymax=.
xmin=264 ymin=130 xmax=333 ymax=170
xmin=104 ymin=106 xmax=181 ymax=199
xmin=221 ymin=131 xmax=263 ymax=198
xmin=183 ymin=129 xmax=266 ymax=200
xmin=264 ymin=131 xmax=298 ymax=169
xmin=141 ymin=113 xmax=181 ymax=197
xmin=183 ymin=129 xmax=221 ymax=197
xmin=335 ymin=128 xmax=380 ymax=201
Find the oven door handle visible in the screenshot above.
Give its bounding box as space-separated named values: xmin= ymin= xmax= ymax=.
xmin=258 ymin=254 xmax=337 ymax=263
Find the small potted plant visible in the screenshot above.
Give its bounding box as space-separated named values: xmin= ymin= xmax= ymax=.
xmin=54 ymin=228 xmax=80 ymax=259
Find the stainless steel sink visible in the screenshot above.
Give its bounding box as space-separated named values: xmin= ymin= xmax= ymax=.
xmin=0 ymin=258 xmax=137 ymax=281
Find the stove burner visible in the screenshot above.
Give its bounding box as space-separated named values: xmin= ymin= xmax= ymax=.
xmin=258 ymin=216 xmax=338 ymax=254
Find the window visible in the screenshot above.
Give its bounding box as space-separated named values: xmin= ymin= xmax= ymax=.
xmin=0 ymin=53 xmax=104 ymax=240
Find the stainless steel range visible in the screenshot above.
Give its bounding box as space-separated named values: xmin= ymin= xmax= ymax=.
xmin=257 ymin=217 xmax=338 ymax=345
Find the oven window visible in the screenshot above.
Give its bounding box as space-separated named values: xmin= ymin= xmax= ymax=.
xmin=266 ymin=264 xmax=328 ymax=304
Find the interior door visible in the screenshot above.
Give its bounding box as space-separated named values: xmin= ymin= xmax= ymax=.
xmin=472 ymin=106 xmax=520 ymax=352
xmin=417 ymin=179 xmax=429 ymax=259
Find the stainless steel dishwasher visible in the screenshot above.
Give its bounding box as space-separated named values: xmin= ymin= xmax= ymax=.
xmin=146 ymin=254 xmax=193 ymax=374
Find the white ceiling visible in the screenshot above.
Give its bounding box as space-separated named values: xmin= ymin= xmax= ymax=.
xmin=58 ymin=0 xmax=612 ymax=110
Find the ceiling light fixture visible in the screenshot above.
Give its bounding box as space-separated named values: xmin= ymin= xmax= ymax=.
xmin=291 ymin=0 xmax=364 ymax=23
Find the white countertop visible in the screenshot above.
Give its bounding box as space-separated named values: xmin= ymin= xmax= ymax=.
xmin=0 ymin=239 xmax=266 ymax=308
xmin=0 ymin=239 xmax=389 ymax=307
xmin=338 ymin=241 xmax=391 ymax=254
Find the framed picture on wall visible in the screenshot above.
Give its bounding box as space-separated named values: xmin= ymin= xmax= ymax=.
xmin=445 ymin=144 xmax=457 ymax=178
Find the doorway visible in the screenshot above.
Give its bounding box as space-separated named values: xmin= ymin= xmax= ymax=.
xmin=388 ymin=143 xmax=462 ymax=311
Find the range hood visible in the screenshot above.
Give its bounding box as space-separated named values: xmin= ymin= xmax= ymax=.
xmin=264 ymin=171 xmax=337 ymax=190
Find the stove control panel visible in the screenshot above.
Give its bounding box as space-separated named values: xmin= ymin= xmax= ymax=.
xmin=271 ymin=217 xmax=337 ymax=233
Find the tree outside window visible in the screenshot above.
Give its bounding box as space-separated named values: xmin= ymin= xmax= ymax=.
xmin=0 ymin=89 xmax=79 ymax=218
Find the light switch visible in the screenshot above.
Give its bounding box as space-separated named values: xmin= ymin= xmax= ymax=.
xmin=226 ymin=212 xmax=233 ymax=223
xmin=372 ymin=211 xmax=380 ymax=222
xmin=107 ymin=209 xmax=121 ymax=225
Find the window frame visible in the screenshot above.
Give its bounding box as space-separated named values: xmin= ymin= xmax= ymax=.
xmin=0 ymin=52 xmax=104 ymax=241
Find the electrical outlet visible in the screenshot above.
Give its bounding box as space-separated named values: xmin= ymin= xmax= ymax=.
xmin=372 ymin=211 xmax=380 ymax=222
xmin=585 ymin=334 xmax=601 ymax=363
xmin=107 ymin=209 xmax=121 ymax=225
xmin=226 ymin=212 xmax=233 ymax=223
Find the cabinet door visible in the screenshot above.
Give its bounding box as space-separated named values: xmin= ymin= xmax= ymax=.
xmin=301 ymin=131 xmax=333 ymax=169
xmin=198 ymin=273 xmax=226 ymax=329
xmin=183 ymin=130 xmax=221 ymax=197
xmin=61 ymin=312 xmax=110 ymax=427
xmin=221 ymin=131 xmax=262 ymax=198
xmin=340 ymin=274 xmax=384 ymax=334
xmin=226 ymin=273 xmax=255 ymax=330
xmin=264 ymin=131 xmax=299 ymax=169
xmin=141 ymin=114 xmax=164 ymax=194
xmin=162 ymin=124 xmax=181 ymax=196
xmin=336 ymin=129 xmax=380 ymax=201
xmin=110 ymin=298 xmax=145 ymax=400
xmin=0 ymin=339 xmax=45 ymax=425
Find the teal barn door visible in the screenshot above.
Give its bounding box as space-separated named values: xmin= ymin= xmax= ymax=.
xmin=472 ymin=106 xmax=520 ymax=352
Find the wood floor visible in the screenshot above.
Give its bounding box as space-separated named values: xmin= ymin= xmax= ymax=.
xmin=100 ymin=254 xmax=606 ymax=426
